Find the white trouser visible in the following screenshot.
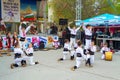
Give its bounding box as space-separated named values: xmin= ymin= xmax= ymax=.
xmin=14 ymin=58 xmax=23 ymax=66
xmin=83 ymin=54 xmax=87 ymax=61
xmin=101 ymin=54 xmax=105 ymax=60
xmin=29 ymin=56 xmax=35 ymax=65
xmin=85 ymin=39 xmax=91 ymax=49
xmin=75 ymin=57 xmax=82 ymax=68
xmin=63 ymin=51 xmax=69 ymax=60
xmin=19 ymin=41 xmax=26 ymax=50
xmin=70 ymin=38 xmax=76 ymax=49
xmin=90 ymin=55 xmax=94 ymax=64
xmin=23 ymin=56 xmax=35 ymax=65
xmin=70 ymin=50 xmax=75 ymax=56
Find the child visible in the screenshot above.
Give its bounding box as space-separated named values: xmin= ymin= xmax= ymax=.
xmin=52 ymin=40 xmax=60 ymax=49
xmin=12 ymin=32 xmax=18 ymax=47
xmin=88 ymin=41 xmax=97 ymax=65
xmin=82 ymin=24 xmax=92 ymax=55
xmin=71 ymin=41 xmax=84 ymax=71
xmin=6 ymin=32 xmax=11 ymax=50
xmin=85 ymin=51 xmax=91 ymax=67
xmin=68 ymin=22 xmax=80 ymax=49
xmin=25 ymin=43 xmax=39 ymax=65
xmin=19 ymin=22 xmax=34 ymax=50
xmin=100 ymin=43 xmax=110 ymax=60
xmin=6 ymin=32 xmax=12 ymax=56
xmin=58 ymin=39 xmax=71 ymax=61
xmin=70 ymin=40 xmax=79 ymax=60
xmin=11 ymin=32 xmax=19 ymax=51
xmin=10 ymin=43 xmax=26 ymax=69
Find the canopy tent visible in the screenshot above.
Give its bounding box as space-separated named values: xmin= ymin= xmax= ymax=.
xmin=76 ymin=13 xmax=120 ymax=26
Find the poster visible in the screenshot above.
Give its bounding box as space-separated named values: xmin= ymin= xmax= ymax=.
xmin=47 ymin=36 xmax=58 ymax=44
xmin=39 ymin=36 xmax=47 ymax=46
xmin=1 ymin=0 xmax=20 ymax=22
xmin=20 ymin=0 xmax=37 ymax=21
xmin=47 ymin=36 xmax=53 ymax=44
xmin=26 ymin=37 xmax=32 ymax=43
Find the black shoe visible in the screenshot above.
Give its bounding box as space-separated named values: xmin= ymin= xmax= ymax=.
xmin=35 ymin=62 xmax=39 ymax=64
xmin=70 ymin=56 xmax=74 ymax=60
xmin=21 ymin=60 xmax=27 ymax=67
xmin=58 ymin=58 xmax=63 ymax=61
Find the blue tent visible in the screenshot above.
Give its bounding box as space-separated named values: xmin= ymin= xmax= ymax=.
xmin=76 ymin=13 xmax=120 ymax=26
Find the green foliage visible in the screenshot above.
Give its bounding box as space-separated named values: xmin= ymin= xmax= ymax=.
xmin=50 ymin=0 xmax=76 ymax=24
xmin=49 ymin=0 xmax=120 ymax=24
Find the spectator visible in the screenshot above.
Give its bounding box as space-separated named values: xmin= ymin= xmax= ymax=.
xmin=58 ymin=28 xmax=63 ymax=47
xmin=95 ymin=29 xmax=102 ymax=37
xmin=76 ymin=29 xmax=81 ymax=40
xmin=50 ymin=23 xmax=58 ymax=35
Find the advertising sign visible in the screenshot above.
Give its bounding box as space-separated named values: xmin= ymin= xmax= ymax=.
xmin=1 ymin=0 xmax=20 ymax=22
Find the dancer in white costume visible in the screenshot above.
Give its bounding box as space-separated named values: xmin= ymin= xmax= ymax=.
xmin=10 ymin=44 xmax=26 ymax=69
xmin=58 ymin=39 xmax=71 ymax=61
xmin=19 ymin=22 xmax=35 ymax=49
xmin=82 ymin=24 xmax=93 ymax=60
xmin=70 ymin=40 xmax=80 ymax=60
xmin=100 ymin=43 xmax=110 ymax=60
xmin=68 ymin=22 xmax=80 ymax=49
xmin=89 ymin=41 xmax=97 ymax=65
xmin=25 ymin=43 xmax=39 ymax=65
xmin=71 ymin=41 xmax=84 ymax=71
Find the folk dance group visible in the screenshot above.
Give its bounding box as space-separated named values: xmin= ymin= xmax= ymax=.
xmin=10 ymin=22 xmax=39 ymax=69
xmin=0 ymin=20 xmax=110 ymax=70
xmin=58 ymin=22 xmax=110 ymax=71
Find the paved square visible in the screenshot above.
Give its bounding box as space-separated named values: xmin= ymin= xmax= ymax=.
xmin=0 ymin=49 xmax=120 ymax=80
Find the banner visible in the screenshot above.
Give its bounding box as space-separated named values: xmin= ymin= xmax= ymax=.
xmin=1 ymin=0 xmax=20 ymax=22
xmin=47 ymin=36 xmax=58 ymax=44
xmin=20 ymin=0 xmax=37 ymax=21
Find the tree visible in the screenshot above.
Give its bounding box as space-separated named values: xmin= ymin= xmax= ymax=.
xmin=50 ymin=0 xmax=76 ymax=24
xmin=49 ymin=0 xmax=120 ymax=23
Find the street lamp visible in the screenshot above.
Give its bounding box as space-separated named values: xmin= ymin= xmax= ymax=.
xmin=92 ymin=0 xmax=100 ymax=15
xmin=76 ymin=0 xmax=82 ymax=20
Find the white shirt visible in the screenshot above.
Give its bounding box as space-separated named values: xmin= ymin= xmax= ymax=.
xmin=87 ymin=54 xmax=90 ymax=58
xmin=19 ymin=25 xmax=31 ymax=38
xmin=74 ymin=43 xmax=78 ymax=48
xmin=26 ymin=47 xmax=34 ymax=54
xmin=75 ymin=47 xmax=84 ymax=56
xmin=68 ymin=26 xmax=80 ymax=35
xmin=83 ymin=26 xmax=92 ymax=36
xmin=53 ymin=41 xmax=60 ymax=46
xmin=90 ymin=45 xmax=97 ymax=52
xmin=100 ymin=47 xmax=110 ymax=53
xmin=64 ymin=43 xmax=71 ymax=50
xmin=14 ymin=48 xmax=24 ymax=54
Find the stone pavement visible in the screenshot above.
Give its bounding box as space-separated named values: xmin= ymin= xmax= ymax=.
xmin=0 ymin=49 xmax=120 ymax=80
